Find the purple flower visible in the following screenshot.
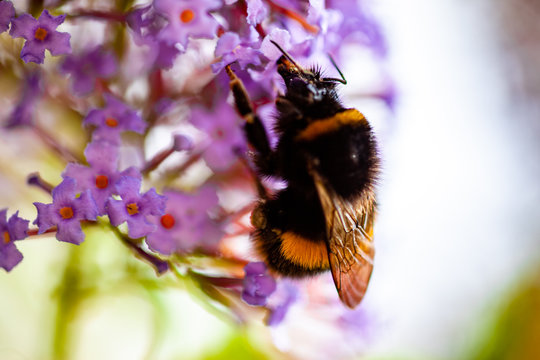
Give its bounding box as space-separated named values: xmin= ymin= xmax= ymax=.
xmin=5 ymin=71 xmax=42 ymax=128
xmin=62 ymin=140 xmax=141 ymax=215
xmin=0 ymin=1 xmax=15 ymax=33
xmin=267 ymin=282 xmax=299 ymax=326
xmin=33 ymin=178 xmax=99 ymax=245
xmin=326 ymin=0 xmax=386 ymax=56
xmin=242 ymin=262 xmax=277 ymax=306
xmin=0 ymin=210 xmax=29 ymax=272
xmin=9 ymin=10 xmax=71 ymax=64
xmin=126 ymin=5 xmax=181 ymax=70
xmin=154 ymin=0 xmax=221 ymax=47
xmin=246 ymin=0 xmax=268 ymax=26
xmin=60 ymin=46 xmax=118 ymax=96
xmin=105 ymin=177 xmax=166 ymax=239
xmin=173 ymin=134 xmax=194 ymax=151
xmin=189 ymin=101 xmax=245 ymax=172
xmin=212 ymin=31 xmax=262 ymax=73
xmin=146 ymin=186 xmax=223 ymax=255
xmin=84 ymin=93 xmax=146 ymax=143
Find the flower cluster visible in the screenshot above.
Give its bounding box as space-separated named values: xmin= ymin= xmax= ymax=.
xmin=0 ymin=0 xmax=390 ymax=356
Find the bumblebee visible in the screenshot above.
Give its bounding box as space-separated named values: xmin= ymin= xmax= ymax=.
xmin=225 ymin=42 xmax=379 ymax=308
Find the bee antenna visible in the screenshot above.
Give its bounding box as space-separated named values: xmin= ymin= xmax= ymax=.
xmin=322 ymin=54 xmax=347 ymax=85
xmin=270 ymin=40 xmax=303 ymax=71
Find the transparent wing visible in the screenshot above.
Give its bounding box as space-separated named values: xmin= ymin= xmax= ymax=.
xmin=311 ymin=169 xmax=376 ymax=308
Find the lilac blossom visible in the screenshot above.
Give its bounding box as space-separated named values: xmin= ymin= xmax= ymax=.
xmin=0 ymin=210 xmax=29 ymax=272
xmin=246 ymin=0 xmax=269 ymax=26
xmin=267 ymin=281 xmax=299 ymax=326
xmin=0 ymin=1 xmax=15 ymax=33
xmin=326 ymin=0 xmax=387 ymax=56
xmin=105 ymin=176 xmax=166 ymax=239
xmin=189 ymin=101 xmax=246 ymax=172
xmin=212 ymin=31 xmax=262 ymax=73
xmin=83 ymin=93 xmax=146 ymax=143
xmin=126 ymin=5 xmax=181 ymax=70
xmin=9 ymin=10 xmax=71 ymax=64
xmin=59 ymin=46 xmax=118 ymax=96
xmin=62 ymin=140 xmax=141 ymax=215
xmin=146 ymin=186 xmax=223 ymax=255
xmin=33 ymin=178 xmax=99 ymax=245
xmin=242 ymin=262 xmax=277 ymax=306
xmin=5 ymin=71 xmax=42 ymax=128
xmin=154 ymin=0 xmax=221 ymax=47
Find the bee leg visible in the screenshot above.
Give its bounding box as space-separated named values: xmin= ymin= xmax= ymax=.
xmin=225 ymin=65 xmax=275 ymax=175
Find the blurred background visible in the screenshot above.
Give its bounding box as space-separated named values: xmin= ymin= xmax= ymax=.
xmin=1 ymin=0 xmax=540 ymax=359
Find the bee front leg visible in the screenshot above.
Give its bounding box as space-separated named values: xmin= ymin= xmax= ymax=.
xmin=225 ymin=65 xmax=277 ymax=198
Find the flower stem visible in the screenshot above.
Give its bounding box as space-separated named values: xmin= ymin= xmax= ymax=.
xmin=32 ymin=125 xmax=83 ymax=164
xmin=67 ymin=10 xmax=127 ymax=22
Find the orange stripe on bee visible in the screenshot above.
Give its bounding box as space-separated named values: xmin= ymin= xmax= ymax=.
xmin=280 ymin=232 xmax=329 ymax=270
xmin=296 ymin=109 xmax=366 ymax=141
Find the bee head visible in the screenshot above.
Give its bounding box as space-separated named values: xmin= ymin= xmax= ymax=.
xmin=276 ymin=55 xmax=338 ymax=103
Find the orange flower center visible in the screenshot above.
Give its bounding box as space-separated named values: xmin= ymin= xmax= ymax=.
xmin=160 ymin=214 xmax=175 ymax=229
xmin=126 ymin=203 xmax=139 ymax=215
xmin=34 ymin=27 xmax=48 ymax=41
xmin=95 ymin=175 xmax=109 ymax=189
xmin=180 ymin=9 xmax=195 ymax=23
xmin=105 ymin=117 xmax=118 ymax=127
xmin=3 ymin=231 xmax=10 ymax=244
xmin=59 ymin=206 xmax=74 ymax=219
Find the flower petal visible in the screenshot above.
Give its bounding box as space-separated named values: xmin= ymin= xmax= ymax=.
xmin=0 ymin=243 xmax=23 ymax=272
xmin=47 ymin=31 xmax=71 ymax=56
xmin=9 ymin=13 xmax=37 ymax=39
xmin=105 ymin=198 xmax=128 ymax=227
xmin=56 ymin=219 xmax=85 ymax=244
xmin=37 ymin=10 xmax=65 ymax=30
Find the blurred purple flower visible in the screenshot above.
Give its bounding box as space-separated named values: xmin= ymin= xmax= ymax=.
xmin=326 ymin=0 xmax=386 ymax=56
xmin=5 ymin=71 xmax=42 ymax=128
xmin=246 ymin=0 xmax=268 ymax=26
xmin=34 ymin=178 xmax=99 ymax=245
xmin=146 ymin=186 xmax=223 ymax=255
xmin=59 ymin=46 xmax=118 ymax=96
xmin=242 ymin=262 xmax=277 ymax=306
xmin=212 ymin=31 xmax=262 ymax=73
xmin=173 ymin=133 xmax=194 ymax=151
xmin=84 ymin=93 xmax=146 ymax=143
xmin=9 ymin=10 xmax=71 ymax=64
xmin=267 ymin=282 xmax=299 ymax=326
xmin=0 ymin=210 xmax=29 ymax=272
xmin=127 ymin=5 xmax=181 ymax=70
xmin=189 ymin=101 xmax=245 ymax=172
xmin=154 ymin=0 xmax=221 ymax=47
xmin=0 ymin=1 xmax=15 ymax=33
xmin=62 ymin=140 xmax=141 ymax=215
xmin=106 ymin=176 xmax=166 ymax=239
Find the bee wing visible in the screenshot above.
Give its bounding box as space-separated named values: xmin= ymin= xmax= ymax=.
xmin=311 ymin=168 xmax=375 ymax=308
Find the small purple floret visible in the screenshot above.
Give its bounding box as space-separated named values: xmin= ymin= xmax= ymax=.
xmin=154 ymin=0 xmax=220 ymax=47
xmin=145 ymin=186 xmax=223 ymax=255
xmin=9 ymin=10 xmax=71 ymax=64
xmin=83 ymin=93 xmax=146 ymax=143
xmin=242 ymin=262 xmax=277 ymax=306
xmin=189 ymin=101 xmax=246 ymax=172
xmin=33 ymin=178 xmax=99 ymax=245
xmin=60 ymin=46 xmax=118 ymax=96
xmin=62 ymin=140 xmax=141 ymax=215
xmin=105 ymin=176 xmax=166 ymax=239
xmin=0 ymin=209 xmax=29 ymax=272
